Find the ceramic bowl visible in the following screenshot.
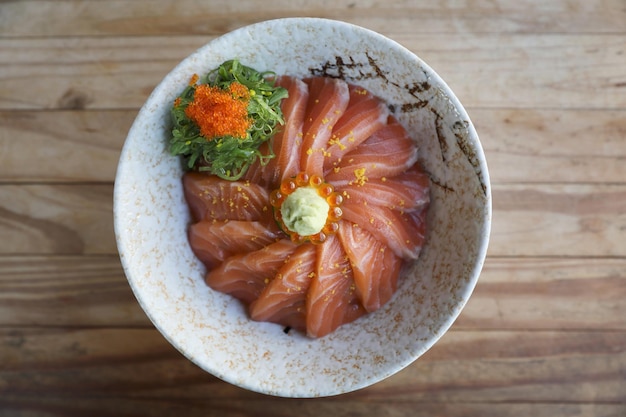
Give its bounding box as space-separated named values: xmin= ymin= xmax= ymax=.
xmin=114 ymin=17 xmax=491 ymax=398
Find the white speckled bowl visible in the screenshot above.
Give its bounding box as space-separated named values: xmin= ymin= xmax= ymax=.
xmin=114 ymin=18 xmax=491 ymax=398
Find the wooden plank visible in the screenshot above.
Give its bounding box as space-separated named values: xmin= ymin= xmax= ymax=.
xmin=0 ymin=184 xmax=114 ymax=255
xmin=0 ymin=255 xmax=623 ymax=330
xmin=489 ymin=183 xmax=626 ymax=257
xmin=0 ymin=328 xmax=624 ymax=404
xmin=1 ymin=183 xmax=625 ymax=257
xmin=0 ymin=256 xmax=149 ymax=327
xmin=1 ymin=0 xmax=624 ymax=38
xmin=0 ymin=398 xmax=623 ymax=417
xmin=375 ymin=330 xmax=626 ymax=403
xmin=0 ymin=110 xmax=133 ymax=183
xmin=0 ymin=36 xmax=196 ymax=110
xmin=405 ymin=33 xmax=626 ymax=110
xmin=458 ymin=257 xmax=626 ymax=330
xmin=0 ymin=34 xmax=625 ymax=110
xmin=3 ymin=108 xmax=625 ymax=184
xmin=475 ymin=108 xmax=626 ymax=185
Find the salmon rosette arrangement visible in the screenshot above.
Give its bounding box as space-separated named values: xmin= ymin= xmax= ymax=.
xmin=170 ymin=60 xmax=430 ymax=338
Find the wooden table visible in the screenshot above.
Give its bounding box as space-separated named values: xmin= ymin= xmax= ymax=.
xmin=1 ymin=1 xmax=625 ymax=415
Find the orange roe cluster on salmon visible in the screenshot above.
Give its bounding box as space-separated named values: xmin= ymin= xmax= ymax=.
xmin=184 ymin=81 xmax=252 ymax=140
xmin=183 ymin=75 xmax=430 ymax=338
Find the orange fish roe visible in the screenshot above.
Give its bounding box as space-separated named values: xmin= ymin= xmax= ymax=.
xmin=185 ymin=82 xmax=252 ymax=141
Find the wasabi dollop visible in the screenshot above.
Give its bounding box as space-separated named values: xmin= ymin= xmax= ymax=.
xmin=280 ymin=187 xmax=329 ymax=236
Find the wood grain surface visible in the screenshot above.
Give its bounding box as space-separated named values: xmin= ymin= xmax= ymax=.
xmin=1 ymin=1 xmax=625 ymax=416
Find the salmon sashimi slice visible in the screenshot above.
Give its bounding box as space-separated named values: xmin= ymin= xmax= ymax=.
xmin=324 ymin=116 xmax=418 ymax=181
xmin=300 ymin=77 xmax=350 ymax=177
xmin=332 ymin=164 xmax=431 ymax=213
xmin=340 ymin=199 xmax=427 ymax=260
xmin=306 ymin=235 xmax=367 ymax=338
xmin=249 ymin=243 xmax=317 ymax=331
xmin=337 ymin=221 xmax=403 ymax=312
xmin=188 ymin=220 xmax=283 ymax=269
xmin=183 ymin=172 xmax=272 ymax=224
xmin=205 ymin=239 xmax=298 ymax=305
xmin=262 ymin=76 xmax=309 ymax=188
xmin=323 ymin=85 xmax=389 ymax=170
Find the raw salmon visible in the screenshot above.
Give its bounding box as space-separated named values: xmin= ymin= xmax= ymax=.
xmin=306 ymin=234 xmax=366 ymax=338
xmin=324 ymin=116 xmax=418 ymax=181
xmin=340 ymin=199 xmax=427 ymax=260
xmin=337 ymin=221 xmax=403 ymax=312
xmin=323 ymin=85 xmax=389 ymax=170
xmin=183 ymin=172 xmax=272 ymax=224
xmin=249 ymin=243 xmax=317 ymax=331
xmin=300 ymin=77 xmax=350 ymax=177
xmin=262 ymin=76 xmax=309 ymax=188
xmin=188 ymin=220 xmax=283 ymax=269
xmin=205 ymin=239 xmax=298 ymax=304
xmin=332 ymin=164 xmax=430 ymax=213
